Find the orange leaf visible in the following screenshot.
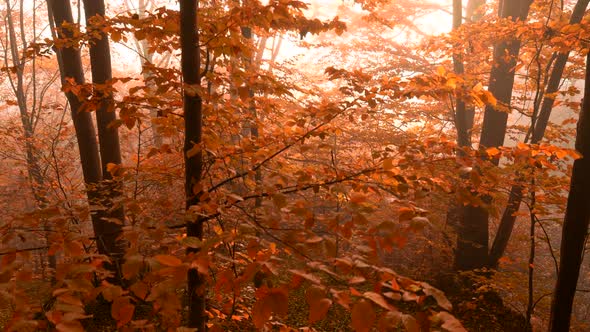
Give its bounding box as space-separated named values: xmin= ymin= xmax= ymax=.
xmin=154 ymin=254 xmax=182 ymax=267
xmin=130 ymin=281 xmax=149 ymax=300
xmin=252 ymin=288 xmax=289 ymax=328
xmin=309 ymin=298 xmax=332 ymax=324
xmin=251 ymin=298 xmax=272 ymax=328
xmin=267 ymin=288 xmax=289 ymax=316
xmin=351 ymin=299 xmax=375 ymax=332
xmin=305 ymin=285 xmax=326 ymax=306
xmin=398 ymin=207 xmax=414 ymax=222
xmin=486 ymin=147 xmax=500 ymax=156
xmin=111 ymin=297 xmax=134 ymax=328
xmin=56 ymin=320 xmax=85 ymax=332
xmin=363 ymin=291 xmax=395 ymax=311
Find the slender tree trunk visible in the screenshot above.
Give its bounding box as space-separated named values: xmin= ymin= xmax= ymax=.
xmin=488 ymin=0 xmax=590 ymax=268
xmin=83 ymin=0 xmax=126 ymax=282
xmin=548 ymin=50 xmax=590 ymax=332
xmin=127 ymin=0 xmax=166 ymax=147
xmin=180 ymin=0 xmax=206 ymax=329
xmin=446 ymin=0 xmax=483 ymax=236
xmin=454 ymin=0 xmax=532 ymax=271
xmin=452 ymin=0 xmax=472 ymax=148
xmin=531 ymin=0 xmax=590 ymax=143
xmin=5 ymin=0 xmax=57 ymax=281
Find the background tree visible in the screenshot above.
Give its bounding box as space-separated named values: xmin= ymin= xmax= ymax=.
xmin=549 ymin=49 xmax=590 ymax=332
xmin=454 ymin=0 xmax=533 ymax=271
xmin=488 ymin=0 xmax=590 ymax=268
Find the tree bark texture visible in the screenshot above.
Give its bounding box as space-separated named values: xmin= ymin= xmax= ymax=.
xmin=488 ymin=0 xmax=590 ymax=268
xmin=454 ymin=0 xmax=532 ymax=271
xmin=179 ymin=0 xmax=206 ymax=330
xmin=548 ymin=50 xmax=590 ymax=332
xmin=83 ymin=0 xmax=126 ymax=281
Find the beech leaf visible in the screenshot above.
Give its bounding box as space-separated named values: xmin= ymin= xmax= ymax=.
xmin=351 ymin=299 xmax=375 ymax=332
xmin=154 ymin=254 xmax=182 ymax=267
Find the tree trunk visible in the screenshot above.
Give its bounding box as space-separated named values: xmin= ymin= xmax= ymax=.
xmin=488 ymin=0 xmax=590 ymax=268
xmin=48 ymin=0 xmax=128 ymax=281
xmin=5 ymin=0 xmax=57 ymax=281
xmin=83 ymin=0 xmax=126 ymax=283
xmin=531 ymin=0 xmax=590 ymax=143
xmin=47 ymin=0 xmax=102 ymax=184
xmin=179 ymin=0 xmax=206 ymax=330
xmin=454 ymin=0 xmax=532 ymax=271
xmin=548 ymin=50 xmax=590 ymax=332
xmin=452 ymin=0 xmax=472 ymax=149
xmin=127 ymin=0 xmax=166 ymax=147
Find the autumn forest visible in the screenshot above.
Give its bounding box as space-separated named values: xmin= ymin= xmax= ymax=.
xmin=1 ymin=0 xmax=590 ymax=331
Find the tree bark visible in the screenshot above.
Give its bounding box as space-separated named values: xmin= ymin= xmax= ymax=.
xmin=179 ymin=0 xmax=206 ymax=330
xmin=452 ymin=0 xmax=473 ymax=148
xmin=454 ymin=0 xmax=532 ymax=271
xmin=83 ymin=0 xmax=126 ymax=282
xmin=488 ymin=0 xmax=590 ymax=268
xmin=479 ymin=0 xmax=532 ymax=150
xmin=48 ymin=0 xmax=128 ymax=281
xmin=48 ymin=0 xmax=102 ymax=184
xmin=548 ymin=50 xmax=590 ymax=332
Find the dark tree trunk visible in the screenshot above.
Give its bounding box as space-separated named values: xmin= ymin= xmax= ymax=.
xmin=446 ymin=0 xmax=483 ymax=235
xmin=548 ymin=50 xmax=590 ymax=332
xmin=83 ymin=0 xmax=126 ymax=282
xmin=531 ymin=0 xmax=590 ymax=143
xmin=47 ymin=0 xmax=128 ymax=280
xmin=452 ymin=0 xmax=473 ymax=149
xmin=179 ymin=0 xmax=206 ymax=330
xmin=479 ymin=0 xmax=532 ymax=150
xmin=454 ymin=0 xmax=532 ymax=271
xmin=48 ymin=0 xmax=102 ymax=185
xmin=488 ymin=0 xmax=590 ymax=268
